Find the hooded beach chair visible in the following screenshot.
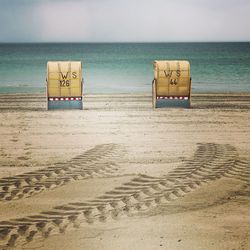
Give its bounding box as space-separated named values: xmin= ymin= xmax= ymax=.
xmin=46 ymin=61 xmax=83 ymax=110
xmin=152 ymin=60 xmax=191 ymax=108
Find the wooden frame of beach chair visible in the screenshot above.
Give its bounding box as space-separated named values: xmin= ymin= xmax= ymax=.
xmin=46 ymin=61 xmax=83 ymax=110
xmin=152 ymin=60 xmax=191 ymax=108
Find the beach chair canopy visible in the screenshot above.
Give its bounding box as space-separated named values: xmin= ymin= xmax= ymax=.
xmin=153 ymin=60 xmax=191 ymax=97
xmin=47 ymin=61 xmax=83 ymax=98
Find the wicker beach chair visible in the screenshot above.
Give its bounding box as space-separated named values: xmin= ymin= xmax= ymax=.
xmin=152 ymin=60 xmax=191 ymax=108
xmin=46 ymin=61 xmax=83 ymax=110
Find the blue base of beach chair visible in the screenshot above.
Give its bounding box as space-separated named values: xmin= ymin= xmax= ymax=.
xmin=48 ymin=100 xmax=83 ymax=110
xmin=156 ymin=99 xmax=190 ymax=108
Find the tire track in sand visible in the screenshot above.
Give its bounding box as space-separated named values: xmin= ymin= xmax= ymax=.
xmin=0 ymin=143 xmax=249 ymax=249
xmin=0 ymin=144 xmax=124 ymax=202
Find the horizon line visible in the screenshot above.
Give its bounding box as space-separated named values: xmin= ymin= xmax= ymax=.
xmin=0 ymin=41 xmax=250 ymax=44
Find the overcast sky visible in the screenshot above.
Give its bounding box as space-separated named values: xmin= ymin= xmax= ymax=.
xmin=0 ymin=0 xmax=250 ymax=42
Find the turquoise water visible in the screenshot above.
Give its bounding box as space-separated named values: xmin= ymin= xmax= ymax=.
xmin=0 ymin=43 xmax=250 ymax=93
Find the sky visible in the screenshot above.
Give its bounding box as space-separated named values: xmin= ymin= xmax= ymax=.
xmin=0 ymin=0 xmax=250 ymax=42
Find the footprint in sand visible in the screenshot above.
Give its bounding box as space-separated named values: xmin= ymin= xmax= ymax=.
xmin=10 ymin=139 xmax=18 ymax=142
xmin=17 ymin=156 xmax=30 ymax=161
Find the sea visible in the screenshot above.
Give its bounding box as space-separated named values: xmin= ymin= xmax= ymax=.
xmin=0 ymin=42 xmax=250 ymax=94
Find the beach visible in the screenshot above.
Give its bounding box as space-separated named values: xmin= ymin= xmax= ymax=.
xmin=0 ymin=93 xmax=249 ymax=250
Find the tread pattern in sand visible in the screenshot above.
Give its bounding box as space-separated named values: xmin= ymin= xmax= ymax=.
xmin=0 ymin=143 xmax=249 ymax=249
xmin=0 ymin=144 xmax=124 ymax=202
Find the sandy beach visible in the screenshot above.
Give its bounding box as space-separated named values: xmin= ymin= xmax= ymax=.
xmin=0 ymin=93 xmax=249 ymax=250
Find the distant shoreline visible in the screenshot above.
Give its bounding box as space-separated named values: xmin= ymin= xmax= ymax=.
xmin=0 ymin=93 xmax=249 ymax=111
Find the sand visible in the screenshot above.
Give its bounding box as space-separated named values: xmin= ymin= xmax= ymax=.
xmin=0 ymin=93 xmax=249 ymax=250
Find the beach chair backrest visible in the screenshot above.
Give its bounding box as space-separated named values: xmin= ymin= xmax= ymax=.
xmin=154 ymin=60 xmax=191 ymax=97
xmin=47 ymin=61 xmax=82 ymax=97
